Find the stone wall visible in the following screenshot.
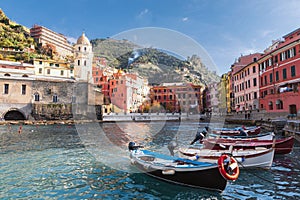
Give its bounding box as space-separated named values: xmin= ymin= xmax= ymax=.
xmin=32 ymin=103 xmax=73 ymax=120
xmin=32 ymin=79 xmax=74 ymax=104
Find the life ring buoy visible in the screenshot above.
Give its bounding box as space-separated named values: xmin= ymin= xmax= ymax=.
xmin=218 ymin=154 xmax=240 ymax=181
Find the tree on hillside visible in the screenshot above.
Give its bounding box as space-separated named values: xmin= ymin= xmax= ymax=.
xmin=39 ymin=43 xmax=57 ymax=59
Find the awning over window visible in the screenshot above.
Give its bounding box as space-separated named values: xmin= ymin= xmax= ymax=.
xmin=277 ymin=78 xmax=300 ymax=87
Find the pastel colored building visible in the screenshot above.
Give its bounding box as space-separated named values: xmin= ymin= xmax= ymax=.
xmin=0 ymin=60 xmax=75 ymax=120
xmin=73 ymin=33 xmax=93 ymax=82
xmin=230 ymin=53 xmax=262 ymax=112
xmin=30 ymin=24 xmax=74 ymax=58
xmin=205 ymin=82 xmax=220 ymax=113
xmin=109 ymin=70 xmax=149 ymax=113
xmin=150 ymin=83 xmax=202 ymax=113
xmin=219 ymin=74 xmax=228 ymax=113
xmin=234 ymin=59 xmax=261 ymax=111
xmin=226 ymin=71 xmax=233 ymax=113
xmin=33 ymin=59 xmax=73 ymax=78
xmin=259 ymin=28 xmax=300 ymax=115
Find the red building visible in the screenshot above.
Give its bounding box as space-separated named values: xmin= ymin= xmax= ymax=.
xmin=150 ymin=83 xmax=203 ymax=113
xmin=92 ymin=57 xmax=113 ymax=103
xmin=259 ymin=28 xmax=300 ymax=115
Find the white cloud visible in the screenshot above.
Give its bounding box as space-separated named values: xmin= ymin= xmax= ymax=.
xmin=182 ymin=17 xmax=189 ymax=22
xmin=138 ymin=9 xmax=149 ymax=18
xmin=260 ymin=30 xmax=274 ymax=38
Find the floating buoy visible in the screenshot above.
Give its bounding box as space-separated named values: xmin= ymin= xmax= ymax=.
xmin=162 ymin=169 xmax=175 ymax=175
xmin=18 ymin=125 xmax=23 ymax=134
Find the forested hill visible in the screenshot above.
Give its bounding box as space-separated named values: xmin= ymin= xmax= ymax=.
xmin=0 ymin=9 xmax=57 ymax=61
xmin=0 ymin=9 xmax=37 ymax=61
xmin=91 ymin=38 xmax=219 ymax=85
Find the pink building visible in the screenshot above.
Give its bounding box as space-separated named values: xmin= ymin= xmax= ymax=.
xmin=109 ymin=71 xmax=148 ymax=113
xmin=230 ymin=53 xmax=262 ymax=112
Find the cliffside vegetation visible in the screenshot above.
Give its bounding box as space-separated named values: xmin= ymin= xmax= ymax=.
xmin=91 ymin=38 xmax=219 ymax=85
xmin=0 ymin=9 xmax=56 ymax=62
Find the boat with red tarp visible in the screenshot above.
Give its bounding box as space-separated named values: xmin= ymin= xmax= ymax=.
xmin=202 ymin=136 xmax=294 ymax=154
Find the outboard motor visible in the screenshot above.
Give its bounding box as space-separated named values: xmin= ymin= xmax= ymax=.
xmin=238 ymin=128 xmax=248 ymax=137
xmin=128 ymin=142 xmax=143 ymax=151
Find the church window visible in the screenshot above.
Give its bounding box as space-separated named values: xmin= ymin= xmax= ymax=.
xmin=4 ymin=84 xmax=9 ymax=94
xmin=53 ymin=94 xmax=58 ymax=102
xmin=34 ymin=93 xmax=40 ymax=101
xmin=22 ymin=85 xmax=26 ymax=95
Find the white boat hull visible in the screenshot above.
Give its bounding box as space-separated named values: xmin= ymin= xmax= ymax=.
xmin=179 ymin=147 xmax=275 ymax=169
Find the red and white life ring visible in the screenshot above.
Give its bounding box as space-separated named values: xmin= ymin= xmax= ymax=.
xmin=217 ymin=154 xmax=240 ymax=181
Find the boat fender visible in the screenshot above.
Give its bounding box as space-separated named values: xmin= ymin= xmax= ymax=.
xmin=162 ymin=169 xmax=175 ymax=175
xmin=188 ymin=155 xmax=200 ymax=161
xmin=218 ymin=154 xmax=240 ymax=181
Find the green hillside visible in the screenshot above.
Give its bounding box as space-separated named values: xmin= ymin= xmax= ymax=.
xmin=0 ymin=9 xmax=53 ymax=61
xmin=91 ymin=38 xmax=219 ymax=85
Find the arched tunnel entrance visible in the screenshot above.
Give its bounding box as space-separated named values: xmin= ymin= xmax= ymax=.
xmin=3 ymin=110 xmax=26 ymax=120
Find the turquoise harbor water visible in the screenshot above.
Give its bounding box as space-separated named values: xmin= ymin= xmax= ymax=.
xmin=0 ymin=122 xmax=299 ymax=199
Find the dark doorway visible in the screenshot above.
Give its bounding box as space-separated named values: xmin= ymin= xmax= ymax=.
xmin=4 ymin=110 xmax=26 ymax=120
xmin=289 ymin=104 xmax=297 ymax=114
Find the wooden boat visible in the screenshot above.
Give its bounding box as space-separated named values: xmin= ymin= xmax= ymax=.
xmin=212 ymin=126 xmax=261 ymax=136
xmin=128 ymin=142 xmax=240 ymax=192
xmin=202 ymin=136 xmax=294 ymax=154
xmin=179 ymin=146 xmax=275 ymax=169
xmin=207 ymin=132 xmax=274 ymax=140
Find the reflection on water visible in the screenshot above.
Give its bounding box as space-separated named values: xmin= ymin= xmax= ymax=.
xmin=0 ymin=122 xmax=299 ymax=199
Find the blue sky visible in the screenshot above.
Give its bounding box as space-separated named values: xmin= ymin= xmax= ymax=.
xmin=1 ymin=0 xmax=300 ymax=75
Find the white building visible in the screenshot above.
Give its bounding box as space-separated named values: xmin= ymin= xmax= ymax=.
xmin=73 ymin=33 xmax=93 ymax=82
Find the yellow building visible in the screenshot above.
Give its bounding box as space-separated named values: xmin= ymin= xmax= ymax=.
xmin=33 ymin=59 xmax=74 ymax=78
xmin=218 ymin=74 xmax=227 ymax=114
xmin=226 ymin=72 xmax=232 ymax=113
